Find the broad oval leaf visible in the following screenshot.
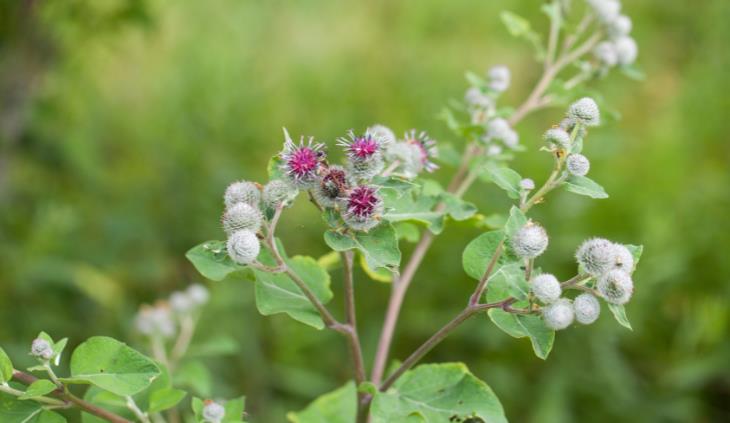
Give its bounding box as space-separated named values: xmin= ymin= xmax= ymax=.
xmin=148 ymin=388 xmax=187 ymax=413
xmin=483 ymin=162 xmax=523 ymax=199
xmin=324 ymin=223 xmax=401 ymax=272
xmin=253 ymin=256 xmax=333 ymax=329
xmin=186 ymin=241 xmax=253 ymax=282
xmin=462 ymin=230 xmax=506 ymax=280
xmin=564 ymin=175 xmax=608 ymax=199
xmin=488 ymin=310 xmax=555 ymax=359
xmin=370 ymin=363 xmax=507 ymax=423
xmin=18 ymin=380 xmax=57 ymax=400
xmin=65 ymin=336 xmax=161 ymax=396
xmin=286 ymin=382 xmax=356 ymax=423
xmin=608 ymin=303 xmax=633 ymax=331
xmin=0 ymin=347 xmax=12 ymax=383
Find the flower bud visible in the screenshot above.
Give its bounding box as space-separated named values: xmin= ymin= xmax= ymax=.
xmin=341 ymin=185 xmax=383 ymax=232
xmin=465 ymin=87 xmax=494 ymax=109
xmin=608 ymin=15 xmax=632 ymax=38
xmin=403 ymin=130 xmax=439 ymax=173
xmin=280 ymin=132 xmax=326 ymax=188
xmin=339 ymin=131 xmax=385 ymax=180
xmin=597 ymin=270 xmax=634 ymax=305
xmin=587 ymin=0 xmax=621 ymax=24
xmin=573 ymin=293 xmax=601 ymax=325
xmin=263 ymin=179 xmax=298 ymax=209
xmin=134 ymin=304 xmax=176 ymax=338
xmin=594 ymin=41 xmax=618 ymax=67
xmin=568 ymin=97 xmax=600 ymax=127
xmin=202 ymin=400 xmax=226 ymax=423
xmin=367 ymin=124 xmax=396 ymax=146
xmin=224 ymin=181 xmax=260 ymax=209
xmin=187 ymin=283 xmax=210 ymax=306
xmin=226 ymin=230 xmax=260 ymax=265
xmin=543 ymin=127 xmax=571 ymax=149
xmin=520 ymin=178 xmax=535 ymax=191
xmin=313 ymin=165 xmax=350 ymax=208
xmin=170 ymin=291 xmax=194 ymax=314
xmin=222 ymin=203 xmax=263 ymax=235
xmin=576 ymin=238 xmax=615 ymax=276
xmin=542 ymin=298 xmax=574 ymax=330
xmin=485 ymin=144 xmax=503 ymax=157
xmin=31 ymin=338 xmax=54 ymax=360
xmin=487 ymin=65 xmax=511 ymax=92
xmin=614 ymin=36 xmax=638 ymax=66
xmin=531 ymin=274 xmax=562 ymax=304
xmin=511 ymin=222 xmax=549 ymax=259
xmin=559 ymin=117 xmax=587 ymax=139
xmin=566 ymin=154 xmax=591 ymax=176
xmin=612 ymin=243 xmax=635 ymax=274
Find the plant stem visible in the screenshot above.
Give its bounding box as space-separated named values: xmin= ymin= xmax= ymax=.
xmin=379 ymin=298 xmax=516 ymax=391
xmin=545 ymin=1 xmax=561 ymax=68
xmin=12 ymin=370 xmax=133 ymax=423
xmin=0 ymin=382 xmax=67 ymax=406
xmin=170 ymin=315 xmax=196 ymax=370
xmin=341 ymin=251 xmax=368 ymax=423
xmin=468 ymin=241 xmax=505 ymax=306
xmin=126 ymin=396 xmax=151 ymax=423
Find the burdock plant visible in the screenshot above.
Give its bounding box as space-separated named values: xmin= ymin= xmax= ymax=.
xmin=0 ymin=1 xmax=644 ymax=422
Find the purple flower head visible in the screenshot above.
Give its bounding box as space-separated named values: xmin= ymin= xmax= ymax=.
xmin=314 ymin=165 xmax=350 ymax=207
xmin=280 ymin=128 xmax=326 ymax=187
xmin=404 ymin=129 xmax=439 ymax=173
xmin=341 ymin=185 xmax=383 ymax=231
xmin=338 ymin=130 xmax=383 ymax=161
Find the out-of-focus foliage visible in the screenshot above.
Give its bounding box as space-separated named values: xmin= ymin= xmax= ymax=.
xmin=1 ymin=0 xmax=729 ymax=421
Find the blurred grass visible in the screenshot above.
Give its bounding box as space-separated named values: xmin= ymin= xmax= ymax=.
xmin=1 ymin=0 xmax=729 ymax=421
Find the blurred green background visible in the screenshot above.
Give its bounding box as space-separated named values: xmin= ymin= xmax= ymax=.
xmin=2 ymin=0 xmax=729 ymax=421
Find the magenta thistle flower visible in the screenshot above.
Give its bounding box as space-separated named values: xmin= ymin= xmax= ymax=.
xmin=280 ymin=128 xmax=326 ymax=188
xmin=314 ymin=165 xmax=351 ymax=207
xmin=338 ymin=130 xmax=385 ymax=180
xmin=338 ymin=130 xmax=382 ymax=160
xmin=341 ymin=185 xmax=383 ymax=231
xmin=403 ymin=129 xmax=439 ymax=173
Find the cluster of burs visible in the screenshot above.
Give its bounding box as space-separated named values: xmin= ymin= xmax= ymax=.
xmin=588 ymin=0 xmax=639 ymax=69
xmin=510 ymin=98 xmax=638 ymax=331
xmin=221 ymin=126 xmax=440 ymax=266
xmin=133 ymin=284 xmax=210 ymax=338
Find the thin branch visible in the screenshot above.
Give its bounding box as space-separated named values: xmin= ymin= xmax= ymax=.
xmin=12 ymin=370 xmax=133 ymax=423
xmin=379 ymin=298 xmax=517 ymax=391
xmin=170 ymin=315 xmax=196 ymax=370
xmin=125 ymin=396 xmax=151 ymax=423
xmin=545 ymin=1 xmax=561 ymax=68
xmin=341 ymin=251 xmax=368 ymax=423
xmin=468 ymin=240 xmax=505 ymax=306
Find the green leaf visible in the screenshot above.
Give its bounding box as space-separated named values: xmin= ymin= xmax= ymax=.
xmin=490 ymin=262 xmax=530 ymax=301
xmin=504 ymin=206 xmax=527 ymax=237
xmin=324 ymin=223 xmax=401 ymax=272
xmin=441 ymin=193 xmax=477 ymax=221
xmin=359 ymin=254 xmax=393 ymax=283
xmin=253 ymin=255 xmax=333 ymax=329
xmin=488 ymin=310 xmax=555 ymax=359
xmin=186 ymin=241 xmax=253 ymax=282
xmin=64 ymin=336 xmax=161 ymax=396
xmin=286 ymin=382 xmax=356 ymax=423
xmin=370 ymin=363 xmax=507 ymax=423
xmin=0 ymin=385 xmax=67 ymax=423
xmin=500 ymin=11 xmax=544 ymax=59
xmin=483 ymin=162 xmax=523 ymax=199
xmin=608 ymin=303 xmax=633 ymax=331
xmin=18 ymin=380 xmax=57 ymax=400
xmin=462 ymin=230 xmax=506 ymax=280
xmin=381 ymin=189 xmax=444 ymax=234
xmin=564 ymin=175 xmax=609 ymax=199
xmin=267 ymin=155 xmax=285 ymax=180
xmin=625 ymin=244 xmax=644 ymax=266
xmin=0 ymin=347 xmax=13 ymax=383
xmin=174 ymin=361 xmax=211 ymax=397
xmin=394 ymin=222 xmax=420 ymax=243
xmin=148 ymin=388 xmax=187 ymax=413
